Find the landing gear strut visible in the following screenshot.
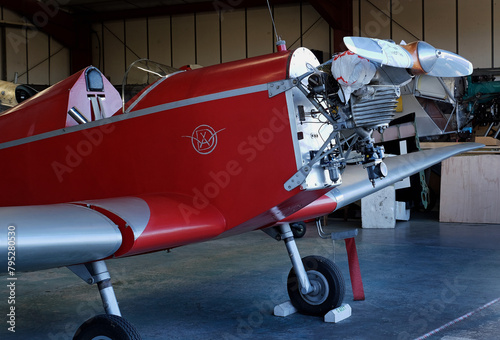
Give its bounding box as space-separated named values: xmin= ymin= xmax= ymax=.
xmin=274 ymin=223 xmax=345 ymax=316
xmin=69 ymin=261 xmax=141 ymax=340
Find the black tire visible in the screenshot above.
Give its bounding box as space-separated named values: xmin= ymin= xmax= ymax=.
xmin=287 ymin=255 xmax=345 ymax=316
xmin=73 ymin=314 xmax=142 ymax=340
xmin=290 ymin=222 xmax=307 ymax=238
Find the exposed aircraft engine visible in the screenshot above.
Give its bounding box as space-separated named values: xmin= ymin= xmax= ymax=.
xmin=281 ymin=50 xmax=412 ymax=189
xmin=281 ymin=37 xmax=472 ymax=190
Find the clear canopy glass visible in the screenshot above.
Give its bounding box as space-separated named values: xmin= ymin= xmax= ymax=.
xmin=122 ymin=59 xmax=181 ymax=113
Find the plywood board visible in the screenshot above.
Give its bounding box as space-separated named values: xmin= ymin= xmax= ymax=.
xmin=475 ymin=136 xmax=500 ymax=146
xmin=420 ymin=142 xmax=466 ymax=149
xmin=440 ymin=154 xmax=500 ymax=224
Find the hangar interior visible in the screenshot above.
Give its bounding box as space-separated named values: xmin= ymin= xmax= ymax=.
xmin=3 ymin=0 xmax=500 ymax=85
xmin=0 ymin=1 xmax=499 ymax=340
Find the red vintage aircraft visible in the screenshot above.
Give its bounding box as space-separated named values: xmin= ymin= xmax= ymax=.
xmin=0 ymin=36 xmax=481 ymax=339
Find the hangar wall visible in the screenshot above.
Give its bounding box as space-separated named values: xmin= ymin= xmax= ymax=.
xmin=353 ymin=0 xmax=500 ymax=70
xmin=0 ymin=1 xmax=499 ymax=86
xmin=0 ymin=8 xmax=70 ymax=85
xmin=91 ymin=3 xmax=333 ymax=85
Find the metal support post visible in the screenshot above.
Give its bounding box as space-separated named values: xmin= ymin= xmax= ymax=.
xmin=494 ymin=124 xmax=500 ymax=139
xmin=69 ymin=261 xmax=122 ymax=317
xmin=90 ymin=261 xmax=122 ymax=317
xmin=278 ymin=223 xmax=313 ymax=295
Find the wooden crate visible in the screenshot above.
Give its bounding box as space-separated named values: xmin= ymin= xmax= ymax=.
xmin=475 ymin=136 xmax=500 ymax=146
xmin=440 ymin=154 xmax=500 ymax=224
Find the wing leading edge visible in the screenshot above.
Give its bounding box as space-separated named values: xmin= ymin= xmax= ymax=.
xmin=0 ymin=204 xmax=122 ymax=272
xmin=330 ymin=143 xmax=484 ymax=210
xmin=280 ymin=143 xmax=483 ymax=223
xmin=0 ymin=194 xmax=226 ymax=273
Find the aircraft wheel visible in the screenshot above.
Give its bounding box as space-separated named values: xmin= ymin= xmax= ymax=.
xmin=73 ymin=314 xmax=141 ymax=340
xmin=287 ymin=255 xmax=345 ymax=316
xmin=290 ymin=222 xmax=306 ymax=238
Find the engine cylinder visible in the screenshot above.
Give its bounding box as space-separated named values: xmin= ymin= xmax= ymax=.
xmin=350 ymin=85 xmax=400 ymax=128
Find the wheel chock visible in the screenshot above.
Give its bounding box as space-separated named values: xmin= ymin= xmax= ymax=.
xmin=273 ymin=301 xmax=297 ymax=317
xmin=324 ymin=304 xmax=352 ymax=323
xmin=274 ymin=301 xmax=352 ymax=322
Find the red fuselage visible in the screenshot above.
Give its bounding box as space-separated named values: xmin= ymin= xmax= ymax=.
xmin=0 ymin=49 xmax=336 ymax=258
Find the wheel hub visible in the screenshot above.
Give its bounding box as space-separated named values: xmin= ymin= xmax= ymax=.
xmin=300 ymin=270 xmax=329 ymax=305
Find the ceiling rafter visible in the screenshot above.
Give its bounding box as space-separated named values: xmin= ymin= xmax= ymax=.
xmin=76 ymin=0 xmax=302 ymax=22
xmin=308 ymin=0 xmax=353 ymax=52
xmin=0 ymin=0 xmax=77 ymax=47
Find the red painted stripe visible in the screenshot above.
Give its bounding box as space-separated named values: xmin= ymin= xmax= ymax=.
xmin=282 ymin=194 xmax=337 ymax=223
xmin=345 ymin=238 xmax=365 ymax=301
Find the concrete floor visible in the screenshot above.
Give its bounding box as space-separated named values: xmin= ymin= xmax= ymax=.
xmin=2 ymin=211 xmax=500 ymax=340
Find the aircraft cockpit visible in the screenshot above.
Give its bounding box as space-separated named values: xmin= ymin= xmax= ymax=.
xmin=65 ymin=66 xmax=123 ymax=127
xmin=121 ymin=59 xmax=181 ymax=114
